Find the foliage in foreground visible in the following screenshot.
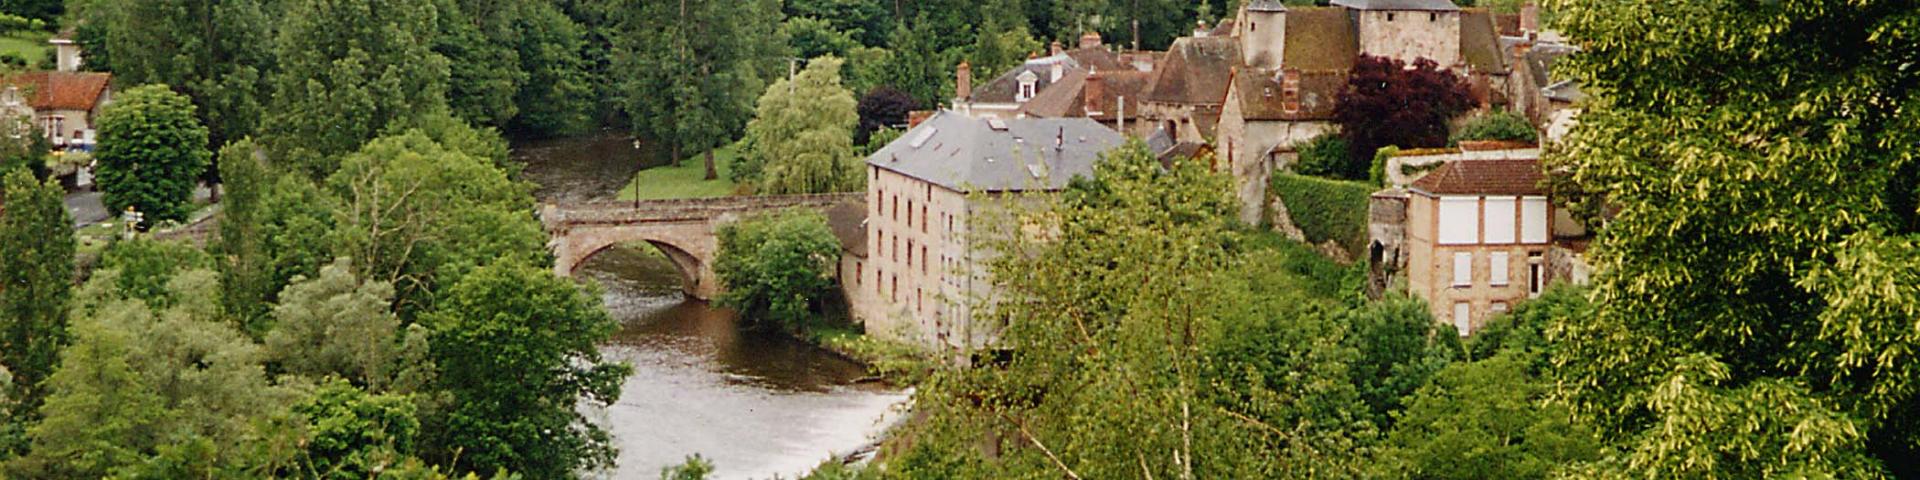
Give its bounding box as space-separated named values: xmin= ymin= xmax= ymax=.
xmin=94 ymin=84 xmax=211 ymax=227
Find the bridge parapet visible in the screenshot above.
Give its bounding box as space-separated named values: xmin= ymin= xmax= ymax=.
xmin=542 ymin=193 xmax=862 ymax=232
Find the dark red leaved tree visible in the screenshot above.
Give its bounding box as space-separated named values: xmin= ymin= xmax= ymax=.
xmin=856 ymin=87 xmax=922 ymax=146
xmin=1334 ymin=55 xmax=1474 ymax=179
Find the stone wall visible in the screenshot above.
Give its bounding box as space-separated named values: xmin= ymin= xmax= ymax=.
xmin=1356 ymin=10 xmax=1461 ymax=67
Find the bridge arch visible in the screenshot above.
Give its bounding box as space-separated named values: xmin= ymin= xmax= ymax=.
xmin=544 ymin=193 xmax=863 ymax=301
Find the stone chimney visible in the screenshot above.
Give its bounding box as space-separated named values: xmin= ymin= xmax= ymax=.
xmin=956 ymin=60 xmax=972 ymax=102
xmin=1520 ymin=3 xmax=1540 ymax=34
xmin=1079 ymin=31 xmax=1103 ymax=50
xmin=1050 ymin=41 xmax=1064 ymax=57
xmin=1084 ymin=70 xmax=1107 ymax=116
xmin=50 ymin=35 xmax=81 ymax=72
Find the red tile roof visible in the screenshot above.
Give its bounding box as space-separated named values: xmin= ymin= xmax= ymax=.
xmin=1410 ymin=159 xmax=1545 ymax=196
xmin=4 ymin=72 xmax=111 ymax=111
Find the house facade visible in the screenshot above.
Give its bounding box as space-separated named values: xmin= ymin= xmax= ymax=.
xmin=847 ymin=113 xmax=1125 ymax=348
xmin=1397 ymin=158 xmax=1555 ymax=335
xmin=1 ymin=35 xmax=112 ymax=150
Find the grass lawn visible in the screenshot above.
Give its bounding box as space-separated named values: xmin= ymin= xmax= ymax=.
xmin=0 ymin=31 xmax=50 ymax=64
xmin=615 ymin=142 xmax=741 ymax=201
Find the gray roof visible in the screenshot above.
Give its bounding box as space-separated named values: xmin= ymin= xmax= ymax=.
xmin=867 ymin=112 xmax=1126 ymax=192
xmin=1246 ymin=0 xmax=1288 ymax=12
xmin=1331 ymin=0 xmax=1461 ymax=11
xmin=972 ymin=54 xmax=1081 ymax=104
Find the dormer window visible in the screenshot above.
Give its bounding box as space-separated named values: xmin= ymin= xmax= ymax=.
xmin=1016 ymin=70 xmax=1039 ymax=102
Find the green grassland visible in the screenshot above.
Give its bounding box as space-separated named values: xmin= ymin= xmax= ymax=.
xmin=615 ymin=143 xmax=741 ymax=201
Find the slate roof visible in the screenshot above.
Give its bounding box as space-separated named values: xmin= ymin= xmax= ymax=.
xmin=1459 ymin=9 xmax=1506 ymax=72
xmin=1246 ymin=0 xmax=1289 ymax=12
xmin=1019 ymin=69 xmax=1156 ymax=121
xmin=3 ymin=72 xmax=111 ymax=111
xmin=1524 ymin=42 xmax=1581 ymax=90
xmin=1231 ymin=69 xmax=1347 ymax=121
xmin=867 ymin=112 xmax=1126 ymax=192
xmin=1146 ymin=36 xmax=1240 ymax=106
xmin=1410 ymin=159 xmax=1545 ymax=196
xmin=1283 ymin=7 xmax=1358 ymax=71
xmin=1330 ymin=0 xmax=1461 ymax=11
xmin=972 ymin=54 xmax=1081 ymax=104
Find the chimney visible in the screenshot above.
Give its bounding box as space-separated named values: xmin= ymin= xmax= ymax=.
xmin=1084 ymin=70 xmax=1107 ymax=116
xmin=1050 ymin=61 xmax=1064 ymax=83
xmin=1079 ymin=31 xmax=1103 ymax=50
xmin=956 ymin=60 xmax=973 ymax=102
xmin=50 ymin=36 xmax=81 ymax=72
xmin=1050 ymin=41 xmax=1064 ymax=57
xmin=1520 ymin=3 xmax=1540 ymax=34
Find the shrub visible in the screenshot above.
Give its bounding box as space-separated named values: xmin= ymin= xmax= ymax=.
xmin=1370 ymin=146 xmax=1400 ymax=187
xmin=1270 ymin=173 xmax=1375 ymax=257
xmin=714 ymin=210 xmax=844 ymax=332
xmin=1451 ymin=111 xmax=1538 ymax=144
xmin=1292 ymin=134 xmax=1354 ymax=179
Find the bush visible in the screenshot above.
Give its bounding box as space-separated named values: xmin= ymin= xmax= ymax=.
xmin=1370 ymin=145 xmax=1400 ymax=187
xmin=1292 ymin=134 xmax=1354 ymax=179
xmin=714 ymin=210 xmax=845 ymax=332
xmin=1270 ymin=173 xmax=1375 ymax=257
xmin=1450 ymin=111 xmax=1538 ymax=145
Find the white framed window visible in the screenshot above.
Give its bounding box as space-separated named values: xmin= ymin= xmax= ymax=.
xmin=1484 ymin=197 xmax=1516 ymax=244
xmin=1453 ymin=252 xmax=1472 ymax=287
xmin=1453 ymin=302 xmax=1471 ymax=337
xmin=1438 ymin=197 xmax=1481 ymax=245
xmin=1521 ymin=196 xmax=1550 ymax=244
xmin=1490 ymin=252 xmax=1510 ymax=287
xmin=1528 ymin=253 xmax=1545 ymax=298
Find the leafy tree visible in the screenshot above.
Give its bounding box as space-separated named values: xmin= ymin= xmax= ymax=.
xmin=71 ymin=0 xmax=273 ymax=149
xmin=0 ymin=116 xmax=48 ymax=179
xmin=0 ymin=0 xmax=58 ymax=25
xmin=1450 ymin=111 xmax=1539 ymax=145
xmin=214 ymin=139 xmax=277 ymax=334
xmin=264 ymin=258 xmax=433 ymax=393
xmin=289 ymin=379 xmax=423 ymax=479
xmin=746 ymin=56 xmax=863 ymax=194
xmin=714 ymin=210 xmax=844 ymax=332
xmin=785 ymin=0 xmax=889 ymax=47
xmin=508 ymin=2 xmax=595 ymax=138
xmin=876 ymin=16 xmax=949 ymax=109
xmin=614 ymin=0 xmax=783 ymax=176
xmin=0 ymin=169 xmax=72 ymax=406
xmin=93 ymin=239 xmax=212 ymax=309
xmin=1373 ymin=350 xmax=1602 ymax=480
xmin=94 ymin=84 xmax=212 ymax=227
xmin=787 ymin=16 xmax=861 ymax=62
xmin=1546 ymin=0 xmax=1920 ymax=475
xmin=854 ymin=86 xmax=918 ymax=146
xmin=326 ymin=131 xmax=544 ymax=318
xmin=660 ymin=455 xmax=715 ymax=480
xmin=422 ymin=261 xmax=629 ymax=478
xmin=1334 ymin=55 xmax=1473 ymax=173
xmin=2 ymin=304 xmax=166 ymax=479
xmin=967 ymin=0 xmax=1040 ymax=79
xmin=262 ymin=0 xmax=449 ymax=178
xmin=432 ymin=0 xmax=526 ymax=131
xmin=1338 ymin=296 xmax=1461 ymax=429
xmin=1291 ymin=134 xmax=1352 ymax=179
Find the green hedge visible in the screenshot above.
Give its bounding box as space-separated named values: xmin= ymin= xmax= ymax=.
xmin=1450 ymin=111 xmax=1538 ymax=144
xmin=1270 ymin=173 xmax=1374 ymax=257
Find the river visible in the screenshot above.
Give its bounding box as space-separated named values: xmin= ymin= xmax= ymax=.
xmin=516 ymin=132 xmax=909 ymax=479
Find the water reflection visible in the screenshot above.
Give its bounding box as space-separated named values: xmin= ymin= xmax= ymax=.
xmin=514 ymin=130 xmax=656 ymax=204
xmin=578 ymin=244 xmax=905 ymax=480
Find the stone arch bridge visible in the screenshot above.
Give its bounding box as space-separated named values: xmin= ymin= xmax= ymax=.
xmin=543 ymin=193 xmax=864 ymax=299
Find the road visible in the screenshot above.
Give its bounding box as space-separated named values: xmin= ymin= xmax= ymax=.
xmin=64 ymin=190 xmax=108 ymax=229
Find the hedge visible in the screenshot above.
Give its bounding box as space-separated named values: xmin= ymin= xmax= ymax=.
xmin=1270 ymin=173 xmax=1375 ymax=258
xmin=1450 ymin=111 xmax=1538 ymax=144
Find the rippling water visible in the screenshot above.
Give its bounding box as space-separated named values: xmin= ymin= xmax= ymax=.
xmin=521 ymin=134 xmax=906 ymax=480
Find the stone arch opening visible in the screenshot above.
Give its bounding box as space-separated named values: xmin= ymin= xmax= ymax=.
xmin=571 ymin=239 xmax=706 ymax=297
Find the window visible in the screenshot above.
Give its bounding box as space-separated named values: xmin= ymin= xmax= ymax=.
xmin=1453 ymin=302 xmax=1471 ymax=337
xmin=1484 ymin=197 xmax=1517 ymax=244
xmin=891 ymin=275 xmax=898 ymax=302
xmin=1430 ymin=13 xmax=1437 ymax=21
xmin=874 ymin=189 xmax=882 ymax=215
xmin=892 ymin=195 xmax=899 ymax=221
xmin=922 ymin=205 xmax=929 ymax=233
xmin=1387 ymin=13 xmax=1396 ymax=21
xmin=906 ymin=240 xmax=914 ymax=268
xmin=921 ymin=245 xmax=928 ymax=274
xmin=855 ymin=262 xmax=863 ymax=285
xmin=1438 ymin=197 xmax=1480 ymax=245
xmin=892 ymin=237 xmax=899 ymax=262
xmin=1453 ymin=252 xmax=1472 ymax=287
xmin=1490 ymin=252 xmax=1510 ymax=286
xmin=907 ymin=200 xmax=913 ymax=226
xmin=1521 ymin=197 xmax=1550 ymax=244
xmin=1491 ymin=302 xmax=1509 ymax=314
xmin=1528 ymin=255 xmax=1545 ymax=298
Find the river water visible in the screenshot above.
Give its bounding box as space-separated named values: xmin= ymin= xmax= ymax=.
xmin=517 ymin=132 xmax=909 ymax=479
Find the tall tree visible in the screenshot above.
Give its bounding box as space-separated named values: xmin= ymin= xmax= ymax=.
xmin=263 ymin=258 xmax=433 ymax=393
xmin=876 ymin=16 xmax=949 ymax=109
xmin=0 ymin=169 xmax=72 ymax=407
xmin=714 ymin=210 xmax=844 ymax=331
xmin=744 ymin=56 xmax=862 ymax=194
xmin=509 ymin=2 xmax=595 ymax=137
xmin=214 ymin=139 xmax=274 ymax=334
xmin=326 ymin=130 xmax=544 ymax=318
xmin=1546 ymin=0 xmax=1920 ymax=475
xmin=615 ymin=0 xmax=784 ymax=172
xmin=431 ymin=0 xmax=525 ymax=131
xmin=262 ymin=0 xmax=449 ymax=178
xmin=1333 ymin=55 xmax=1474 ymax=177
xmin=94 ymin=84 xmax=211 ymax=227
xmin=422 ymin=261 xmax=629 ymax=478
xmin=70 ymin=0 xmax=274 ymax=149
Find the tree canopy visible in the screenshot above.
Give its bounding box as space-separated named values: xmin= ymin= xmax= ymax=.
xmin=93 ymin=84 xmax=211 ymax=227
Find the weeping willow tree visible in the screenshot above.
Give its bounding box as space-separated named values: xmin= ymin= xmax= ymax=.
xmin=744 ymin=56 xmax=864 ymax=195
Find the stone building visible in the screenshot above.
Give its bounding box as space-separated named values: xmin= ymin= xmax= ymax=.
xmin=954 ymin=33 xmax=1125 ymax=119
xmin=1016 ymin=66 xmax=1157 ymax=136
xmin=847 ymin=112 xmax=1124 ymax=348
